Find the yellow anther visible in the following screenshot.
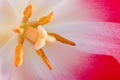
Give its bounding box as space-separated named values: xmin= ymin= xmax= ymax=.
xmin=36 ymin=49 xmax=53 ymax=70
xmin=22 ymin=4 xmax=32 ymax=23
xmin=14 ymin=43 xmax=23 ymax=67
xmin=39 ymin=12 xmax=54 ymax=25
xmin=48 ymin=33 xmax=76 ymax=46
xmin=13 ymin=27 xmax=24 ymax=34
xmin=24 ymin=4 xmax=32 ymax=18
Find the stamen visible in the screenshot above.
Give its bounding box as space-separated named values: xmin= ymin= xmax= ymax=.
xmin=13 ymin=27 xmax=24 ymax=34
xmin=22 ymin=4 xmax=32 ymax=23
xmin=13 ymin=4 xmax=76 ymax=69
xmin=39 ymin=12 xmax=54 ymax=25
xmin=14 ymin=43 xmax=23 ymax=67
xmin=36 ymin=49 xmax=53 ymax=70
xmin=48 ymin=33 xmax=76 ymax=46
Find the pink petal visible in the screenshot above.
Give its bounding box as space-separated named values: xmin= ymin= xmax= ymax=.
xmin=69 ymin=54 xmax=120 ymax=80
xmin=3 ymin=30 xmax=120 ymax=80
xmin=44 ymin=42 xmax=120 ymax=80
xmin=45 ymin=22 xmax=120 ymax=62
xmin=19 ymin=41 xmax=120 ymax=80
xmin=51 ymin=0 xmax=120 ymax=24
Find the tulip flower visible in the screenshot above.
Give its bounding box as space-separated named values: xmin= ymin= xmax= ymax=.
xmin=0 ymin=0 xmax=120 ymax=80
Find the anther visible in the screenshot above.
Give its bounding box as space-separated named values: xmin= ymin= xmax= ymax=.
xmin=14 ymin=43 xmax=23 ymax=67
xmin=36 ymin=49 xmax=53 ymax=70
xmin=13 ymin=27 xmax=24 ymax=34
xmin=48 ymin=33 xmax=76 ymax=46
xmin=39 ymin=12 xmax=54 ymax=25
xmin=22 ymin=4 xmax=32 ymax=23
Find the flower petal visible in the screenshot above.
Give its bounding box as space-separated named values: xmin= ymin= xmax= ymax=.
xmin=45 ymin=22 xmax=120 ymax=62
xmin=21 ymin=41 xmax=120 ymax=80
xmin=44 ymin=42 xmax=120 ymax=80
xmin=27 ymin=0 xmax=65 ymax=20
xmin=7 ymin=0 xmax=29 ymax=22
xmin=11 ymin=40 xmax=88 ymax=80
xmin=11 ymin=41 xmax=54 ymax=80
xmin=0 ymin=0 xmax=22 ymax=46
xmin=0 ymin=36 xmax=17 ymax=80
xmin=51 ymin=0 xmax=120 ymax=24
xmin=0 ymin=0 xmax=17 ymax=27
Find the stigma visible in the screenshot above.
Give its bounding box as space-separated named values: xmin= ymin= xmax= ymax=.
xmin=13 ymin=4 xmax=75 ymax=70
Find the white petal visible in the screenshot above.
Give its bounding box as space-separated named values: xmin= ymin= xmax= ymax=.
xmin=45 ymin=22 xmax=120 ymax=63
xmin=0 ymin=0 xmax=25 ymax=46
xmin=12 ymin=40 xmax=55 ymax=80
xmin=27 ymin=0 xmax=65 ymax=21
xmin=7 ymin=0 xmax=29 ymax=22
xmin=0 ymin=0 xmax=17 ymax=26
xmin=0 ymin=35 xmax=17 ymax=80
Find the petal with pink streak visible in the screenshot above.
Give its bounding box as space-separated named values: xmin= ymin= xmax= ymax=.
xmin=11 ymin=39 xmax=91 ymax=80
xmin=45 ymin=22 xmax=120 ymax=62
xmin=72 ymin=54 xmax=120 ymax=80
xmin=51 ymin=0 xmax=120 ymax=24
xmin=12 ymin=40 xmax=120 ymax=80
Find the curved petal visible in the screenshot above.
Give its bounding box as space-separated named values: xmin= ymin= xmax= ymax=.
xmin=11 ymin=40 xmax=90 ymax=80
xmin=50 ymin=0 xmax=120 ymax=25
xmin=14 ymin=41 xmax=120 ymax=80
xmin=45 ymin=22 xmax=120 ymax=62
xmin=2 ymin=25 xmax=119 ymax=80
xmin=44 ymin=42 xmax=120 ymax=80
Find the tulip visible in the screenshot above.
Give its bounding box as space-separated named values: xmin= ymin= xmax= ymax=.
xmin=0 ymin=0 xmax=120 ymax=80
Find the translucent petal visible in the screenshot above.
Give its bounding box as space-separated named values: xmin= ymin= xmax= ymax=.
xmin=0 ymin=36 xmax=17 ymax=80
xmin=45 ymin=22 xmax=120 ymax=62
xmin=10 ymin=40 xmax=89 ymax=80
xmin=27 ymin=0 xmax=65 ymax=21
xmin=2 ymin=36 xmax=119 ymax=80
xmin=0 ymin=0 xmax=17 ymax=27
xmin=50 ymin=0 xmax=120 ymax=25
xmin=7 ymin=0 xmax=29 ymax=22
xmin=10 ymin=38 xmax=120 ymax=80
xmin=11 ymin=40 xmax=54 ymax=80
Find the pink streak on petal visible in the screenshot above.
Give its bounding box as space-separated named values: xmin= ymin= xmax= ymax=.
xmin=46 ymin=22 xmax=120 ymax=62
xmin=76 ymin=0 xmax=120 ymax=22
xmin=72 ymin=54 xmax=120 ymax=80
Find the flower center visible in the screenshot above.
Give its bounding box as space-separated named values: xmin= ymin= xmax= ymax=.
xmin=13 ymin=4 xmax=75 ymax=70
